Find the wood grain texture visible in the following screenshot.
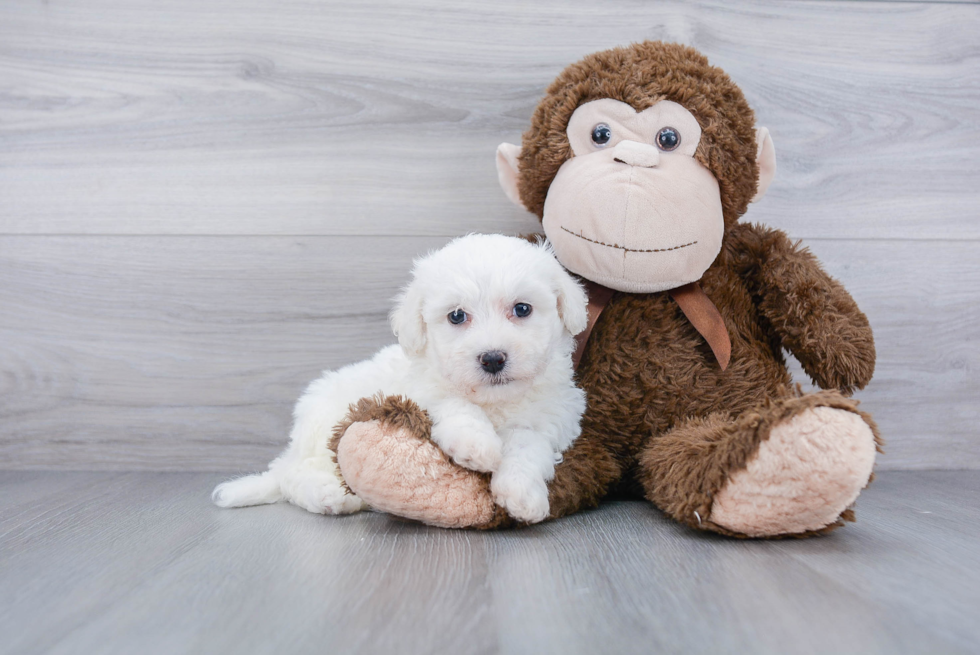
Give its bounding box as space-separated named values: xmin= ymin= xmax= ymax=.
xmin=0 ymin=0 xmax=977 ymax=239
xmin=1 ymin=0 xmax=978 ymax=471
xmin=0 ymin=235 xmax=449 ymax=470
xmin=1 ymin=235 xmax=977 ymax=471
xmin=0 ymin=471 xmax=978 ymax=654
xmin=789 ymin=238 xmax=980 ymax=469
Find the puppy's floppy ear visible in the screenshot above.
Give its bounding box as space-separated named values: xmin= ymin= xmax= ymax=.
xmin=552 ymin=265 xmax=589 ymax=336
xmin=389 ymin=276 xmax=427 ymax=357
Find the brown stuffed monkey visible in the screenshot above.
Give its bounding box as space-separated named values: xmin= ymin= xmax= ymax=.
xmin=332 ymin=41 xmax=881 ymax=538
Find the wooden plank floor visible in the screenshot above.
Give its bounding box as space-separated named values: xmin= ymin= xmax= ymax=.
xmin=1 ymin=471 xmax=977 ymax=655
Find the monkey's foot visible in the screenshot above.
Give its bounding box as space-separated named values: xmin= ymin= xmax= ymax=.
xmin=332 ymin=395 xmax=503 ymax=529
xmin=709 ymin=403 xmax=879 ymax=537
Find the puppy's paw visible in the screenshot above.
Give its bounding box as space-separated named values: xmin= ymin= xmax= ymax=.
xmin=296 ymin=483 xmax=366 ymax=515
xmin=431 ymin=418 xmax=502 ymax=473
xmin=285 ymin=470 xmax=366 ymax=515
xmin=491 ymin=469 xmax=550 ymax=524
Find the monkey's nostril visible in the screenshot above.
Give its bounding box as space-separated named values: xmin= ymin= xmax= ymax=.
xmin=479 ymin=350 xmax=507 ymax=374
xmin=612 ymin=140 xmax=660 ymax=168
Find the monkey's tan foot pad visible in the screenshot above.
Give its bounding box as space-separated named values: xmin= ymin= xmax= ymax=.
xmin=337 ymin=420 xmax=497 ymax=529
xmin=709 ymin=406 xmax=878 ymax=537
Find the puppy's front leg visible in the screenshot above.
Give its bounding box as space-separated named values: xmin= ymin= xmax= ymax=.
xmin=428 ymin=399 xmax=502 ymax=473
xmin=491 ymin=429 xmax=555 ymax=524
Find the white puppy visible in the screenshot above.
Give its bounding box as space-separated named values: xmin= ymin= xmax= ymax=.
xmin=212 ymin=234 xmax=588 ymax=523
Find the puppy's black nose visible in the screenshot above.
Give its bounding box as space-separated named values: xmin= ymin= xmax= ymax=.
xmin=479 ymin=350 xmax=507 ymax=374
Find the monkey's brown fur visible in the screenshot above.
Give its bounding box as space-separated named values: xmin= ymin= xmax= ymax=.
xmin=534 ymin=43 xmax=879 ymax=534
xmin=517 ymin=41 xmax=760 ymax=229
xmin=337 ymin=42 xmax=881 ymax=537
xmin=545 ymin=219 xmax=881 ymax=533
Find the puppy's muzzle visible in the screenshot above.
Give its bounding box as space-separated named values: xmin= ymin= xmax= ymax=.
xmin=479 ymin=350 xmax=507 ymax=375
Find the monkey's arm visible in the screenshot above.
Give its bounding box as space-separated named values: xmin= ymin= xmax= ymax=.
xmin=734 ymin=223 xmax=875 ymax=394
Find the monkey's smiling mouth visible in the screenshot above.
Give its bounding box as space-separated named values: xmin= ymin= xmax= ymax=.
xmin=560 ymin=226 xmax=698 ymax=253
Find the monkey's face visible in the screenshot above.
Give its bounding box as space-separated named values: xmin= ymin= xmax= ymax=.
xmin=541 ymin=99 xmax=724 ymax=293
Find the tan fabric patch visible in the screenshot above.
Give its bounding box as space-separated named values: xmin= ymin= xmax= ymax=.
xmin=337 ymin=420 xmax=496 ymax=529
xmin=709 ymin=406 xmax=876 ymax=537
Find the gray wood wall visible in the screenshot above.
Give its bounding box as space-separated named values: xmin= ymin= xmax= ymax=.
xmin=2 ymin=0 xmax=978 ymax=471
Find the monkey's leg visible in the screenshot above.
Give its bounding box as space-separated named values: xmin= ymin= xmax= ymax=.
xmin=332 ymin=395 xmax=510 ymax=529
xmin=546 ymin=419 xmax=623 ymax=519
xmin=334 ymin=395 xmax=622 ymax=528
xmin=637 ymin=390 xmax=882 ymax=538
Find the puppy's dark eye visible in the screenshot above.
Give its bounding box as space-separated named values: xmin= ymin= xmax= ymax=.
xmin=656 ymin=127 xmax=680 ymax=151
xmin=591 ymin=123 xmax=612 ymax=147
xmin=513 ymin=303 xmax=532 ymax=318
xmin=448 ymin=309 xmax=467 ymax=325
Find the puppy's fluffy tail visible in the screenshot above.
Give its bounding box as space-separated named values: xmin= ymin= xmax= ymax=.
xmin=212 ymin=471 xmax=282 ymax=508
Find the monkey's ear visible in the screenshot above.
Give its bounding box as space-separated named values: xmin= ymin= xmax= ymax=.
xmin=496 ymin=142 xmax=525 ymax=208
xmin=750 ymin=127 xmax=777 ymax=203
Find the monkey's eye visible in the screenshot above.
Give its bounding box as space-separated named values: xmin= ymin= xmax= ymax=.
xmin=591 ymin=123 xmax=612 ymax=147
xmin=656 ymin=127 xmax=681 ymax=151
xmin=448 ymin=309 xmax=467 ymax=325
xmin=512 ymin=303 xmax=532 ymax=318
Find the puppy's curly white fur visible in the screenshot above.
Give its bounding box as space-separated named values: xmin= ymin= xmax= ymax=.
xmin=212 ymin=234 xmax=588 ymax=523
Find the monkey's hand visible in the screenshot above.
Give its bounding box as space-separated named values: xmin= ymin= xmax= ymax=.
xmin=735 ymin=223 xmax=875 ymax=394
